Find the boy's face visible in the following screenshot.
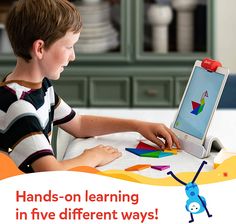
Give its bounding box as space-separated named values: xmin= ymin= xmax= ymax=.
xmin=40 ymin=31 xmax=80 ymax=80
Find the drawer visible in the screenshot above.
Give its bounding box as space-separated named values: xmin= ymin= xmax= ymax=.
xmin=133 ymin=77 xmax=174 ymax=107
xmin=89 ymin=77 xmax=130 ymax=106
xmin=175 ymin=77 xmax=188 ymax=106
xmin=53 ymin=77 xmax=88 ymax=107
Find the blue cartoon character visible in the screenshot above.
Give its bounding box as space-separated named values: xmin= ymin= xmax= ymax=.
xmin=167 ymin=161 xmax=212 ymax=223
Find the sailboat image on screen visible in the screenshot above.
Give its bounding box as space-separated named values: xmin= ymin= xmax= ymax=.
xmin=191 ymin=91 xmax=208 ymax=115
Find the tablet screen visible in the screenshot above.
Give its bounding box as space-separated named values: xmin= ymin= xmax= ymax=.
xmin=174 ymin=66 xmax=225 ymax=139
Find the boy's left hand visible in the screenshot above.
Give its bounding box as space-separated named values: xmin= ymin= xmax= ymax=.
xmin=136 ymin=121 xmax=180 ymax=149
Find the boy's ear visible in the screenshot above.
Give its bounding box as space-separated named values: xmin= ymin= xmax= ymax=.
xmin=32 ymin=40 xmax=45 ymax=59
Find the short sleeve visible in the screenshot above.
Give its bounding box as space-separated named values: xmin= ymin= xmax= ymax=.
xmin=0 ymin=78 xmax=64 ymax=173
xmin=4 ymin=100 xmax=55 ymax=173
xmin=53 ymin=94 xmax=76 ymax=125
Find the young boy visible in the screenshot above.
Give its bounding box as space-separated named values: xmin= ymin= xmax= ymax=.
xmin=0 ymin=0 xmax=180 ymax=173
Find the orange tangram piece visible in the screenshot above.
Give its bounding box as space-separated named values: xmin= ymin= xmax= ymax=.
xmin=125 ymin=164 xmax=151 ymax=171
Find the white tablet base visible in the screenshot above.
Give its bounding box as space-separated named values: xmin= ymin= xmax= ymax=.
xmin=179 ymin=135 xmax=224 ymax=158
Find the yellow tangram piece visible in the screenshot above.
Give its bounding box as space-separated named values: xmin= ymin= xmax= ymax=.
xmin=163 ymin=148 xmax=179 ymax=154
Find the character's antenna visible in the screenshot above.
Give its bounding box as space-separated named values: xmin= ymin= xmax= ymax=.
xmin=167 ymin=171 xmax=187 ymax=185
xmin=192 ymin=161 xmax=207 ymax=183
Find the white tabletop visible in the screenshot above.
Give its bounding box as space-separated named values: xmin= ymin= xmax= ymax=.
xmin=59 ymin=108 xmax=236 ymax=178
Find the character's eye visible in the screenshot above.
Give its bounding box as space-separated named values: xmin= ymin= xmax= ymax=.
xmin=186 ymin=185 xmax=192 ymax=190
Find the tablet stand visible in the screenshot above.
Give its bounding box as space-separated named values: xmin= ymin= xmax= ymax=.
xmin=179 ymin=136 xmax=224 ymax=159
xmin=177 ymin=58 xmax=225 ymax=158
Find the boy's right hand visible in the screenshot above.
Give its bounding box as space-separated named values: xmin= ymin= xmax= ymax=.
xmin=80 ymin=144 xmax=122 ymax=167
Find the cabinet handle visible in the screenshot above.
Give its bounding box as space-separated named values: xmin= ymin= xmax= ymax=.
xmin=145 ymin=89 xmax=158 ymax=96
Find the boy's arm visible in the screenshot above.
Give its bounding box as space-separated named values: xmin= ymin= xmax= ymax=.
xmin=59 ymin=115 xmax=180 ymax=149
xmin=60 ymin=115 xmax=138 ymax=137
xmin=31 ymin=144 xmax=121 ymax=172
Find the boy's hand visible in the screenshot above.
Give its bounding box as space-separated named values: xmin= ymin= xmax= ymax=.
xmin=136 ymin=121 xmax=180 ymax=149
xmin=32 ymin=145 xmax=121 ymax=171
xmin=80 ymin=144 xmax=122 ymax=167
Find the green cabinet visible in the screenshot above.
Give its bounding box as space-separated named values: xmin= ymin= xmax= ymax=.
xmin=89 ymin=77 xmax=130 ymax=106
xmin=133 ymin=76 xmax=174 ymax=107
xmin=53 ymin=77 xmax=88 ymax=107
xmin=0 ymin=0 xmax=213 ymax=107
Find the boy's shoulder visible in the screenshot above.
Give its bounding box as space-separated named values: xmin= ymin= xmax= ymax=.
xmin=0 ymin=77 xmax=53 ymax=89
xmin=0 ymin=77 xmax=54 ymax=104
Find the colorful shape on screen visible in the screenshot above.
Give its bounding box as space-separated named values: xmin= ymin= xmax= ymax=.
xmin=191 ymin=90 xmax=208 ymax=115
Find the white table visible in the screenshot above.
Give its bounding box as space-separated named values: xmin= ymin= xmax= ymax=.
xmin=57 ymin=109 xmax=236 ymax=178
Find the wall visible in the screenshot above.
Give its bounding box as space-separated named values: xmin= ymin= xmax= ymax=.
xmin=215 ymin=0 xmax=236 ymax=73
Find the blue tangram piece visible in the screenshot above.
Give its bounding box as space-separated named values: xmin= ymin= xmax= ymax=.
xmin=158 ymin=152 xmax=173 ymax=158
xmin=126 ymin=148 xmax=174 ymax=158
xmin=191 ymin=107 xmax=199 ymax=115
xmin=125 ymin=148 xmax=157 ymax=156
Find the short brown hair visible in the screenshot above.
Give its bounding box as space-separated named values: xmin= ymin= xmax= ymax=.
xmin=6 ymin=0 xmax=82 ymax=62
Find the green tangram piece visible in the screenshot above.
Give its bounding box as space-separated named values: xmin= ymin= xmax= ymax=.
xmin=198 ymin=104 xmax=205 ymax=113
xmin=140 ymin=151 xmax=161 ymax=158
xmin=140 ymin=151 xmax=173 ymax=158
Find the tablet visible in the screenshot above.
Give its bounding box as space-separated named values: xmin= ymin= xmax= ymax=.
xmin=171 ymin=60 xmax=229 ymax=145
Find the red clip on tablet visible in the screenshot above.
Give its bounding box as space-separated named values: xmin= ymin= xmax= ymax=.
xmin=201 ymin=58 xmax=222 ymax=72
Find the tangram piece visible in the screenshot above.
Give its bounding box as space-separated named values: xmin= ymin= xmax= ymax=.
xmin=136 ymin=141 xmax=161 ymax=151
xmin=163 ymin=148 xmax=179 ymax=154
xmin=158 ymin=152 xmax=173 ymax=158
xmin=140 ymin=151 xmax=161 ymax=158
xmin=125 ymin=164 xmax=151 ymax=171
xmin=126 ymin=148 xmax=174 ymax=158
xmin=151 ymin=165 xmax=170 ymax=171
xmin=141 ymin=151 xmax=173 ymax=158
xmin=125 ymin=148 xmax=157 ymax=156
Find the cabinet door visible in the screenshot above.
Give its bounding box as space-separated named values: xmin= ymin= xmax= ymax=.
xmin=0 ymin=0 xmax=131 ymax=63
xmin=133 ymin=76 xmax=174 ymax=107
xmin=175 ymin=76 xmax=188 ymax=106
xmin=89 ymin=77 xmax=130 ymax=106
xmin=135 ymin=0 xmax=213 ymax=64
xmin=53 ymin=77 xmax=88 ymax=107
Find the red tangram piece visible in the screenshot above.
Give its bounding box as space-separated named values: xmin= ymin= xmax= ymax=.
xmin=136 ymin=141 xmax=160 ymax=151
